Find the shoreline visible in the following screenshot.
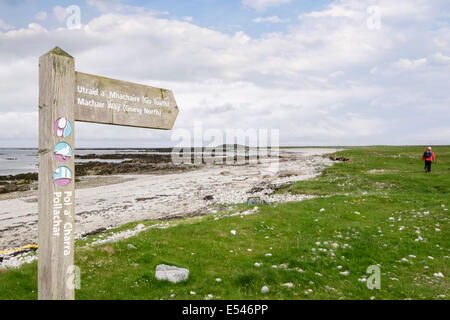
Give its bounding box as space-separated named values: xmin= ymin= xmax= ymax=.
xmin=0 ymin=148 xmax=341 ymax=258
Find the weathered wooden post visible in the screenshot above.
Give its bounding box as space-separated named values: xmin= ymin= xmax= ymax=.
xmin=38 ymin=47 xmax=76 ymax=300
xmin=37 ymin=46 xmax=178 ymax=300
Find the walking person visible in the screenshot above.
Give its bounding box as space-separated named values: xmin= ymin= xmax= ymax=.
xmin=422 ymin=147 xmax=436 ymax=173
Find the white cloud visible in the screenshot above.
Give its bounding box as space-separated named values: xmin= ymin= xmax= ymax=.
xmin=53 ymin=6 xmax=68 ymax=23
xmin=242 ymin=0 xmax=291 ymax=11
xmin=393 ymin=58 xmax=427 ymax=70
xmin=253 ymin=16 xmax=290 ymax=23
xmin=0 ymin=19 xmax=14 ymax=31
xmin=0 ymin=0 xmax=449 ymax=147
xmin=183 ymin=16 xmax=193 ymax=22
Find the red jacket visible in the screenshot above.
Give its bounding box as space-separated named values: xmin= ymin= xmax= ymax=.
xmin=422 ymin=150 xmax=436 ymax=162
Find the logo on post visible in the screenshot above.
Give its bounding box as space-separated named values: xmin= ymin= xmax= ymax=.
xmin=54 ymin=117 xmax=73 ymax=138
xmin=54 ymin=166 xmax=73 ymax=186
xmin=54 ymin=142 xmax=72 ymax=162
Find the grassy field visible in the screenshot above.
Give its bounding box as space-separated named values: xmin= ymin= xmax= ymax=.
xmin=0 ymin=146 xmax=449 ymax=300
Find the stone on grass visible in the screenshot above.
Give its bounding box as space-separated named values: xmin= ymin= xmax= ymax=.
xmin=281 ymin=282 xmax=294 ymax=288
xmin=155 ymin=264 xmax=189 ymax=283
xmin=230 ymin=230 xmax=237 ymax=235
xmin=127 ymin=244 xmax=137 ymax=249
xmin=261 ymin=286 xmax=270 ymax=294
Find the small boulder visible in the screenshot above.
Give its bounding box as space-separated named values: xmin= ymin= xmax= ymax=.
xmin=281 ymin=282 xmax=294 ymax=288
xmin=155 ymin=264 xmax=189 ymax=283
xmin=261 ymin=286 xmax=270 ymax=294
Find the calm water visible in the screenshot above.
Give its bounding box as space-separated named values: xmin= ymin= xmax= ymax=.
xmin=0 ymin=148 xmax=166 ymax=175
xmin=0 ymin=147 xmax=261 ymax=176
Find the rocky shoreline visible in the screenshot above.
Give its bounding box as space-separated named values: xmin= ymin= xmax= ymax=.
xmin=0 ymin=150 xmax=278 ymax=195
xmin=0 ymin=153 xmax=188 ymax=195
xmin=0 ymin=148 xmax=342 ymax=253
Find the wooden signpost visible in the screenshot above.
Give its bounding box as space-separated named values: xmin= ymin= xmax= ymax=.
xmin=38 ymin=47 xmax=179 ymax=300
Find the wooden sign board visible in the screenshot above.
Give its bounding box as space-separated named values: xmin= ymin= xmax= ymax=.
xmin=38 ymin=47 xmax=179 ymax=300
xmin=75 ymin=72 xmax=178 ymax=129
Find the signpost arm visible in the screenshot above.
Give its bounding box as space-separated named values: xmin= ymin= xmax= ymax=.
xmin=38 ymin=47 xmax=76 ymax=300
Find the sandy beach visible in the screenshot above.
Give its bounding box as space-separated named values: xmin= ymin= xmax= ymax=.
xmin=0 ymin=148 xmax=339 ymax=252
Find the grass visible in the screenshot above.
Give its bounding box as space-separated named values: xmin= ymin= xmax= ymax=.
xmin=0 ymin=146 xmax=449 ymax=300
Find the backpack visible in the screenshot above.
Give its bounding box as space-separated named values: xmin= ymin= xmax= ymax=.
xmin=424 ymin=150 xmax=432 ymax=158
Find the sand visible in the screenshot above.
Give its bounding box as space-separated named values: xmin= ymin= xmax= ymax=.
xmin=0 ymin=148 xmax=340 ymax=251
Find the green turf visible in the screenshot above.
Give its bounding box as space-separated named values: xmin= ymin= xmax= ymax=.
xmin=0 ymin=146 xmax=448 ymax=300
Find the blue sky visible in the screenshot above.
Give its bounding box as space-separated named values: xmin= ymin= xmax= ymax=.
xmin=0 ymin=0 xmax=332 ymax=36
xmin=0 ymin=0 xmax=449 ymax=147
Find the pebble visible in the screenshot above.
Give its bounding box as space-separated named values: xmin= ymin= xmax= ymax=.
xmin=281 ymin=282 xmax=294 ymax=288
xmin=261 ymin=286 xmax=270 ymax=294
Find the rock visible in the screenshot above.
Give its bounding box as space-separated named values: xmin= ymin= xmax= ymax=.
xmin=281 ymin=282 xmax=294 ymax=288
xmin=155 ymin=264 xmax=189 ymax=283
xmin=433 ymin=272 xmax=444 ymax=278
xmin=190 ymin=291 xmax=196 ymax=295
xmin=205 ymin=294 xmax=214 ymax=300
xmin=329 ymin=156 xmax=349 ymax=162
xmin=254 ymin=262 xmax=262 ymax=267
xmin=127 ymin=244 xmax=137 ymax=249
xmin=203 ymin=195 xmax=214 ymax=201
xmin=261 ymin=286 xmax=270 ymax=294
xmin=265 ymin=253 xmax=272 ymax=257
xmin=339 ymin=271 xmax=350 ymax=276
xmin=230 ymin=230 xmax=237 ymax=235
xmin=277 ymin=170 xmax=300 ymax=178
xmin=216 ymin=278 xmax=222 ymax=282
xmin=331 ymin=242 xmax=339 ymax=249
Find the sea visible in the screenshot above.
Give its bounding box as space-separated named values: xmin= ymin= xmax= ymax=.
xmin=0 ymin=148 xmax=171 ymax=176
xmin=0 ymin=147 xmax=255 ymax=176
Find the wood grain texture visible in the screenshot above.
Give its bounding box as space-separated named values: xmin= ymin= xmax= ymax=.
xmin=74 ymin=72 xmax=179 ymax=129
xmin=38 ymin=47 xmax=76 ymax=300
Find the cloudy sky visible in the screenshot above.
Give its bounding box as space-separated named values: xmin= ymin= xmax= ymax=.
xmin=0 ymin=0 xmax=449 ymax=147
